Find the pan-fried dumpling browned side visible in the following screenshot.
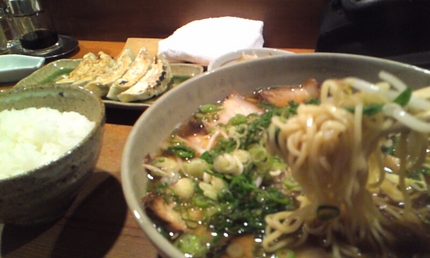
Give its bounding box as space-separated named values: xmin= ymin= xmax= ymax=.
xmin=71 ymin=51 xmax=115 ymax=86
xmin=84 ymin=48 xmax=135 ymax=97
xmin=56 ymin=52 xmax=97 ymax=84
xmin=117 ymin=54 xmax=172 ymax=103
xmin=106 ymin=46 xmax=152 ymax=100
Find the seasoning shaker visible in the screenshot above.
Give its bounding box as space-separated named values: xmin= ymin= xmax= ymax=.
xmin=4 ymin=0 xmax=59 ymax=52
xmin=0 ymin=2 xmax=17 ymax=54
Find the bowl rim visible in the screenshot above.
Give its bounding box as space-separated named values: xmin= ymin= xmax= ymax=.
xmin=207 ymin=47 xmax=295 ymax=71
xmin=121 ymin=52 xmax=430 ymax=257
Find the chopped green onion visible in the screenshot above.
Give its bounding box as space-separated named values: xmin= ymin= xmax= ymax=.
xmin=266 ymin=189 xmax=291 ymax=205
xmin=317 ymin=205 xmax=340 ymax=221
xmin=408 ymin=167 xmax=430 ymax=180
xmin=274 ymin=126 xmax=281 ymax=149
xmin=419 ymin=208 xmax=430 ymax=225
xmin=200 ymin=151 xmax=213 ymax=164
xmin=229 ymin=114 xmax=247 ymax=125
xmin=192 ymin=195 xmax=213 ymax=208
xmin=283 ymin=176 xmax=300 ymax=190
xmin=248 ymin=144 xmax=273 ymax=171
xmin=345 ymin=104 xmax=383 ymax=116
xmin=199 ymin=104 xmax=220 ymax=113
xmin=168 ymin=144 xmax=195 ymax=159
xmin=274 ymin=248 xmax=296 ymax=258
xmin=182 ymin=158 xmax=209 ymax=178
xmin=173 ymin=233 xmax=210 ymax=257
xmin=394 ymin=88 xmax=412 ymax=107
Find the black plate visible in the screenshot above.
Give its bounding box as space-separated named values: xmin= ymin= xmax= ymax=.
xmin=11 ymin=35 xmax=79 ymax=61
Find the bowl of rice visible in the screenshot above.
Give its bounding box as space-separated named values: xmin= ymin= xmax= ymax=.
xmin=0 ymin=84 xmax=105 ymax=225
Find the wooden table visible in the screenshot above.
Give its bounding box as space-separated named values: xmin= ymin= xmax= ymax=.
xmin=0 ymin=39 xmax=313 ymax=258
xmin=0 ymin=123 xmax=157 ymax=258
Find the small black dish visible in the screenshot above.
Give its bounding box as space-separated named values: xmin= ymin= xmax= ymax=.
xmin=11 ymin=35 xmax=79 ymax=61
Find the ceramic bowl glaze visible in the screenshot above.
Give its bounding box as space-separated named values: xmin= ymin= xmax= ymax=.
xmin=0 ymin=85 xmax=105 ymax=224
xmin=121 ymin=53 xmax=430 ymax=258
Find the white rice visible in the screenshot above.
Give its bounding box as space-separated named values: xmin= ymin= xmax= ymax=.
xmin=0 ymin=107 xmax=95 ymax=180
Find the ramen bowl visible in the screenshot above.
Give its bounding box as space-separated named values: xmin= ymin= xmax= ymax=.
xmin=207 ymin=47 xmax=293 ymax=71
xmin=121 ymin=53 xmax=430 ymax=257
xmin=0 ymin=85 xmax=105 ymax=224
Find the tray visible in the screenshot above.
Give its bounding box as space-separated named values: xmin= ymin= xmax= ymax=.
xmin=15 ymin=59 xmax=204 ymax=110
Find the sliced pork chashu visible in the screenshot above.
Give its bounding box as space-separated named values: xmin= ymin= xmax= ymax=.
xmin=144 ymin=194 xmax=189 ymax=233
xmin=258 ymin=78 xmax=320 ymax=107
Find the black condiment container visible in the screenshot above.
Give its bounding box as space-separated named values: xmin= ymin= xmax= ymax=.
xmin=5 ymin=0 xmax=58 ymax=52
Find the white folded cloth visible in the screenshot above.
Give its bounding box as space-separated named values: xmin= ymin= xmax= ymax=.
xmin=158 ymin=16 xmax=264 ymax=66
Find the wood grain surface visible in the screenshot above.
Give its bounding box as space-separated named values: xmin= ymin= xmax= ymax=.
xmin=0 ymin=39 xmax=313 ymax=257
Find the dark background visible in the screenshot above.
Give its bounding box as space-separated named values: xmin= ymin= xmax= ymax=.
xmin=39 ymin=0 xmax=329 ymax=49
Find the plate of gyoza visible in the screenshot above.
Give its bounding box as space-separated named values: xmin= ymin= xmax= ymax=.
xmin=15 ymin=47 xmax=204 ymax=110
